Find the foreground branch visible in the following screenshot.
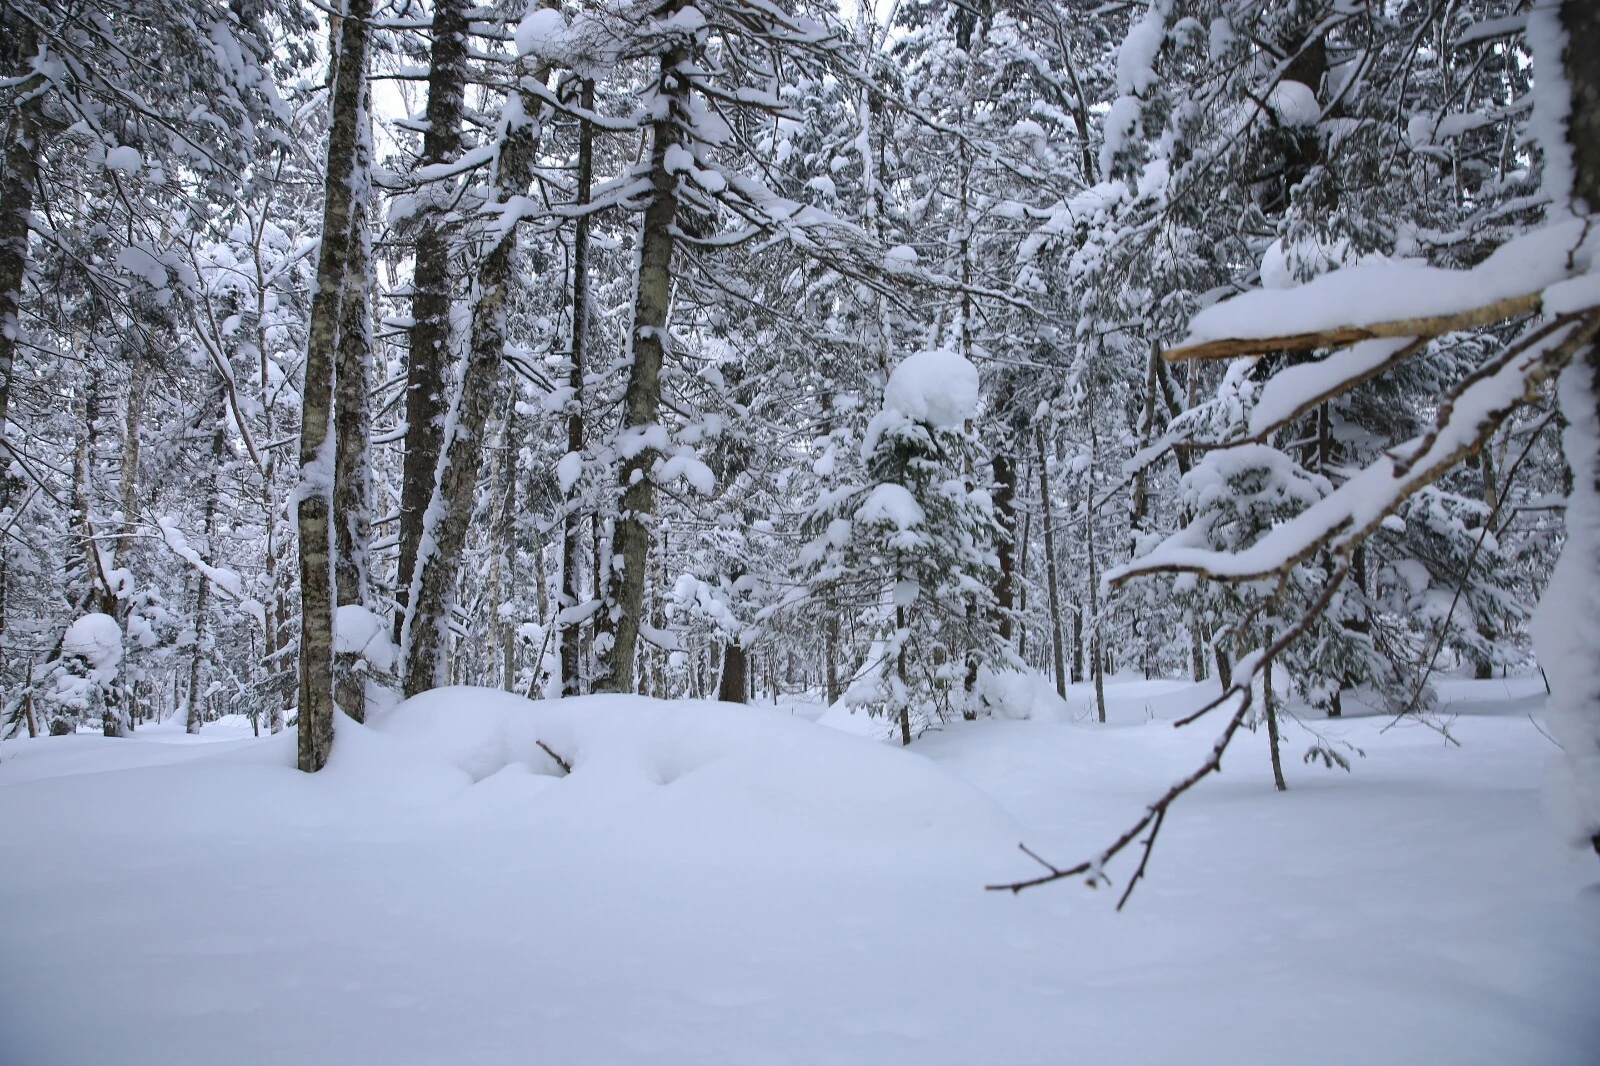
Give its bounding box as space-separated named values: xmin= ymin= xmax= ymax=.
xmin=988 ymin=568 xmax=1350 ymax=906
xmin=1162 ymin=292 xmax=1544 ymax=362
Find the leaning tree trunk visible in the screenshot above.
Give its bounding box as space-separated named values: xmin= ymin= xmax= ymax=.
xmin=297 ymin=0 xmax=371 ymax=773
xmin=595 ymin=38 xmax=689 ymax=693
xmin=394 ymin=0 xmax=468 ymax=646
xmin=404 ymin=73 xmax=543 ymax=697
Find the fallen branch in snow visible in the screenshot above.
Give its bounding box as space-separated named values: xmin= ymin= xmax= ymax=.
xmin=535 ymin=739 xmax=572 ymax=775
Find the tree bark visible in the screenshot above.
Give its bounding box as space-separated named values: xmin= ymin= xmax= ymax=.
xmin=333 ymin=116 xmax=374 ymax=721
xmin=1547 ymin=0 xmax=1600 ymax=856
xmin=394 ymin=0 xmax=468 ymax=646
xmin=297 ymin=0 xmax=371 ymax=773
xmin=1264 ymin=636 xmax=1286 ymax=791
xmin=0 ymin=17 xmax=41 ymax=553
xmin=596 ymin=37 xmax=688 ymax=693
xmin=1036 ymin=427 xmax=1066 ymax=698
xmin=718 ymin=641 xmax=747 ymax=704
xmin=186 ymin=419 xmax=226 ymax=734
xmin=404 ymin=70 xmax=541 ymax=696
xmin=560 ymin=79 xmax=595 ymax=698
xmin=992 ymin=450 xmax=1016 ymax=645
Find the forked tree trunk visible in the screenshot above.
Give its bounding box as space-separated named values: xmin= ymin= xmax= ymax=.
xmin=394 ymin=0 xmax=468 ymax=646
xmin=297 ymin=0 xmax=371 ymax=772
xmin=596 ymin=33 xmax=689 ymax=693
xmin=405 ymin=72 xmax=542 ymax=696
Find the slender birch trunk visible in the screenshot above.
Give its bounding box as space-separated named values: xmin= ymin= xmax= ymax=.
xmin=297 ymin=0 xmax=371 ymax=772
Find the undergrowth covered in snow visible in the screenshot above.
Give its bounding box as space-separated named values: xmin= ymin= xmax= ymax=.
xmin=2 ymin=677 xmax=1596 ymax=1066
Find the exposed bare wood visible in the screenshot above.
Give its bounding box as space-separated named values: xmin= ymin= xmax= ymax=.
xmin=1161 ymin=291 xmax=1544 ymax=362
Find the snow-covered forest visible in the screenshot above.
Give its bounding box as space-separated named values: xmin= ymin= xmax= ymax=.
xmin=3 ymin=0 xmax=1599 ymax=1061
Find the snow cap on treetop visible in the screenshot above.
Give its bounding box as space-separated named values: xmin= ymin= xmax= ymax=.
xmin=882 ymin=348 xmax=980 ymax=429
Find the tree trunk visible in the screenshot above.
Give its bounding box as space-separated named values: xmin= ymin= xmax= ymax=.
xmin=718 ymin=641 xmax=747 ymax=704
xmin=0 ymin=17 xmax=40 ymax=555
xmin=1541 ymin=0 xmax=1600 ymax=856
xmin=561 ymin=79 xmax=596 ymax=698
xmin=1264 ymin=636 xmax=1286 ymax=791
xmin=896 ymin=601 xmax=912 ymax=746
xmin=186 ymin=419 xmax=226 ymax=734
xmin=596 ymin=36 xmax=688 ymax=692
xmin=1036 ymin=427 xmax=1066 ymax=697
xmin=394 ymin=0 xmax=468 ymax=646
xmin=992 ymin=450 xmax=1016 ymax=646
xmin=297 ymin=0 xmax=371 ymax=773
xmin=404 ymin=70 xmax=541 ymax=697
xmin=333 ymin=165 xmax=374 ymax=721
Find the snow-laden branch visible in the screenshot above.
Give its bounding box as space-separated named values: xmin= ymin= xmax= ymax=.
xmin=1163 ymin=219 xmax=1589 ymax=362
xmin=1114 ymin=310 xmax=1600 ymax=586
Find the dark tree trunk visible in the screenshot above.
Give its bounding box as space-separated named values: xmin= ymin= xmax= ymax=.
xmin=718 ymin=642 xmax=747 ymax=704
xmin=0 ymin=17 xmax=40 ymax=556
xmin=405 ymin=70 xmax=542 ymax=696
xmin=395 ymin=0 xmax=468 ymax=646
xmin=1264 ymin=638 xmax=1286 ymax=791
xmin=1036 ymin=428 xmax=1067 ymax=697
xmin=992 ymin=450 xmax=1016 ymax=645
xmin=596 ymin=34 xmax=688 ymax=692
xmin=560 ymin=79 xmax=595 ymax=698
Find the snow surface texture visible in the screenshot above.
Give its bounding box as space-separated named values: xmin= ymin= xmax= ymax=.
xmin=2 ymin=678 xmax=1596 ymax=1066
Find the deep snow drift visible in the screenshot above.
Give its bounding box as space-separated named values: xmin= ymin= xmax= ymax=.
xmin=1 ymin=677 xmax=1597 ymax=1065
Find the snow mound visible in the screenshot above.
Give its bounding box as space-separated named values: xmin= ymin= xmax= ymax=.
xmin=104 ymin=145 xmax=142 ymax=174
xmin=368 ymin=688 xmax=1022 ymax=853
xmin=882 ymin=348 xmax=980 ymax=429
xmin=1266 ymin=80 xmax=1320 ymax=127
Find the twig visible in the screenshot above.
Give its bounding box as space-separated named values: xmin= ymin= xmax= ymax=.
xmin=535 ymin=739 xmax=572 ymax=775
xmin=1115 ymin=807 xmax=1165 ymax=911
xmin=1527 ymin=713 xmax=1561 ymax=749
xmin=988 ymin=565 xmax=1350 ymax=903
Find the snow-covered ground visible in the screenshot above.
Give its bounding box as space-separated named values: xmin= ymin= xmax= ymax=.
xmin=2 ymin=676 xmax=1596 ymax=1065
